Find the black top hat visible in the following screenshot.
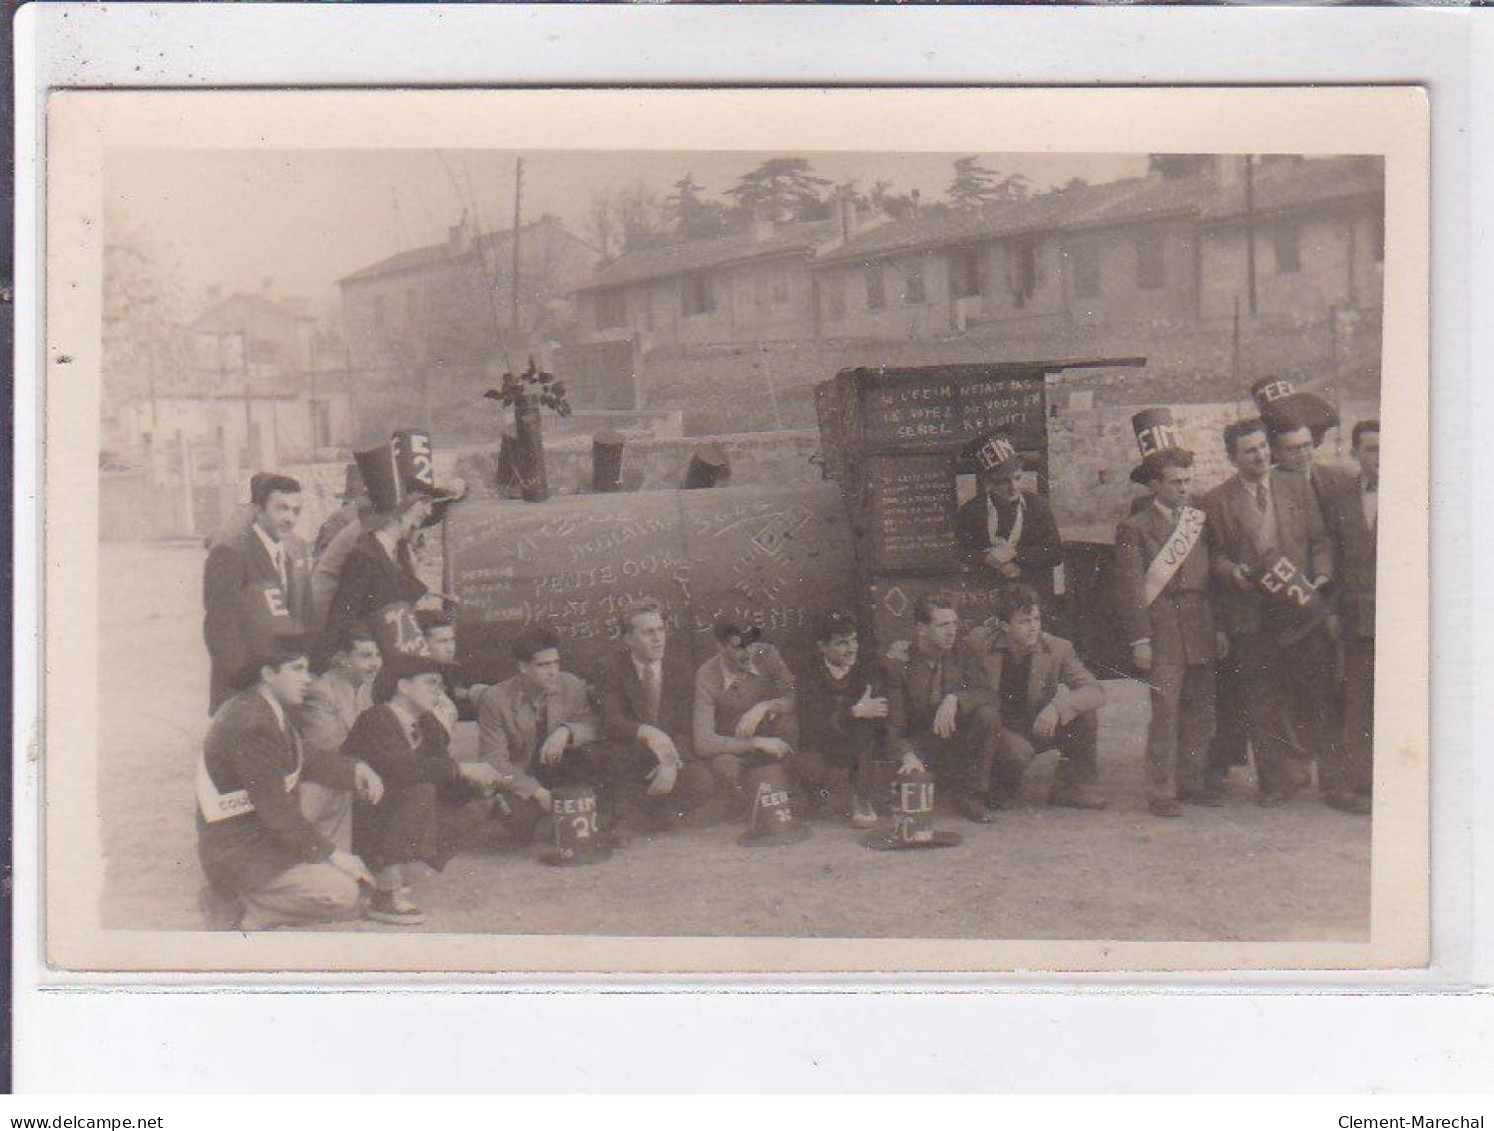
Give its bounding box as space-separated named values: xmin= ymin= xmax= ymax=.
xmin=234 ymin=624 xmax=315 ymax=691
xmin=861 ymin=769 xmax=963 ymax=850
xmin=390 ymin=429 xmax=467 ymax=526
xmin=738 ymin=762 xmax=813 ymax=846
xmin=1250 ymin=378 xmax=1339 ymax=435
xmin=372 ymin=648 xmax=442 ymax=704
xmin=539 ymin=785 xmax=615 ymax=867
xmin=965 ymin=433 xmax=1023 ymax=478
xmin=354 ymin=442 xmax=409 ymax=516
xmin=1129 ymin=407 xmax=1190 ymax=486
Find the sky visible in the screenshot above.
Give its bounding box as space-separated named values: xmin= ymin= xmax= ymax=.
xmin=105 ymin=149 xmax=1151 ymax=321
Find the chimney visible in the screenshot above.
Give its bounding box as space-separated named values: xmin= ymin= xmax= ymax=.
xmin=449 ymin=210 xmax=472 ymax=252
xmin=839 ymin=189 xmax=857 ymax=244
xmin=909 ymin=189 xmax=921 ymax=218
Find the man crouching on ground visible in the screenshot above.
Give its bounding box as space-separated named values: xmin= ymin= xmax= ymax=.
xmin=196 ymin=629 xmax=375 ymax=931
xmin=598 ymin=599 xmax=716 ymax=832
xmin=965 ymin=585 xmax=1107 ymax=811
xmin=344 ymin=652 xmax=501 ymax=925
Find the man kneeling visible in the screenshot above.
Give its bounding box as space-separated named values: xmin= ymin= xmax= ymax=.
xmin=965 ymin=585 xmax=1107 ymax=810
xmin=196 ymin=631 xmax=375 ymax=931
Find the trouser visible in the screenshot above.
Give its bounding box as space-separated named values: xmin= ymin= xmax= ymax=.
xmin=709 ymin=748 xmax=832 ymax=814
xmin=605 ymin=740 xmax=717 ymax=826
xmin=1206 ymin=645 xmax=1250 ymax=777
xmin=1144 ymin=663 xmax=1216 ymax=803
xmin=991 ymin=709 xmax=1101 ymax=800
xmin=238 ymin=861 xmax=363 ymax=930
xmin=1339 ymin=635 xmax=1375 ymax=796
xmin=299 ymin=781 xmax=352 ymax=852
xmin=802 ymin=723 xmax=896 ymax=808
xmin=496 ymin=745 xmax=624 ymax=842
xmin=1288 ymin=625 xmax=1344 ymax=788
xmin=912 ymin=702 xmax=1003 ymax=801
xmin=355 ymin=780 xmax=487 ymax=872
xmin=1231 ymin=632 xmax=1314 ymax=796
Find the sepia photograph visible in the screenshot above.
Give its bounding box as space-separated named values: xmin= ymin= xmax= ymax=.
xmin=40 ymin=87 xmax=1430 ymax=973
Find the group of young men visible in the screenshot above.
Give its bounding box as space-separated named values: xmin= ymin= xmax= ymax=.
xmin=193 ymin=376 xmax=1380 ymax=932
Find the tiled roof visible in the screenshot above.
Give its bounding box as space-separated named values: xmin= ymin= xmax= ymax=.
xmin=572 ymin=220 xmax=843 ymax=293
xmin=339 ymin=219 xmax=594 ymax=285
xmin=817 ymin=156 xmax=1384 ymax=266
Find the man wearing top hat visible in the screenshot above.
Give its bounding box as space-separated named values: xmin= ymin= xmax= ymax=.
xmin=1114 ymin=410 xmax=1230 ymax=818
xmin=1314 ymin=420 xmax=1379 ymax=814
xmin=344 ymin=649 xmax=502 ymax=925
xmin=325 ymin=432 xmax=454 ymax=659
xmin=203 ymin=471 xmax=313 ymax=715
xmin=476 ymin=625 xmax=614 ymax=842
xmin=693 ymin=616 xmax=824 ymax=816
xmin=598 ymin=599 xmax=717 ymax=832
xmin=955 ymin=433 xmax=1064 ymax=608
xmin=196 ymin=628 xmax=375 ymax=931
xmin=884 ymin=592 xmax=1004 ymax=823
xmin=1201 ymin=417 xmax=1334 ymax=807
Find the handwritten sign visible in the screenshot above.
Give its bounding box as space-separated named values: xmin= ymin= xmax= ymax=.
xmin=448 ymin=484 xmax=854 ymax=685
xmin=863 ymin=453 xmax=960 ymax=573
xmin=858 ymin=366 xmax=1046 ymax=452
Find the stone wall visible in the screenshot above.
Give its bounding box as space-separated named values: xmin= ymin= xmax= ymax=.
xmin=636 ymin=312 xmax=1381 ymax=436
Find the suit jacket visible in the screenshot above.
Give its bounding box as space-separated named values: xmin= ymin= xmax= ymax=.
xmin=325 ymin=531 xmax=427 ymax=655
xmin=296 ymin=670 xmax=373 ymax=762
xmin=1113 ymin=502 xmax=1216 ymax=666
xmin=963 ymin=625 xmax=1105 ymax=729
xmin=1318 ymin=471 xmax=1377 ymax=639
xmin=955 ymin=489 xmax=1064 ymax=600
xmin=1203 ymin=470 xmax=1333 ymax=638
xmin=883 ymin=639 xmax=994 ymax=757
xmin=476 ymin=672 xmax=600 ymax=799
xmin=196 ymin=689 xmax=348 ymax=894
xmin=341 ymin=702 xmax=462 ymax=792
xmin=202 ymin=525 xmax=312 ymax=714
xmin=599 ymin=648 xmax=694 ymax=760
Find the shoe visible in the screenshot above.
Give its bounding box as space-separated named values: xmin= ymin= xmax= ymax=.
xmin=1148 ymin=799 xmax=1183 ymax=818
xmin=197 ymin=885 xmax=242 ymax=931
xmin=956 ymin=794 xmax=996 ymax=824
xmin=1180 ymin=789 xmax=1227 ymax=808
xmin=850 ymin=798 xmax=879 ymax=830
xmin=1324 ymin=792 xmax=1372 ymax=816
xmin=366 ymin=889 xmax=427 ymax=926
xmin=1048 ymin=787 xmax=1109 ymax=811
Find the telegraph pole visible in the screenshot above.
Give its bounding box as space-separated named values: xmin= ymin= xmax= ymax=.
xmin=512 ymin=157 xmax=524 ymax=337
xmin=1244 ymin=154 xmax=1258 ymax=318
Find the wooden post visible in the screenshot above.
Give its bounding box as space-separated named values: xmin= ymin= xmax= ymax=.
xmin=176 ymin=428 xmax=196 ymax=537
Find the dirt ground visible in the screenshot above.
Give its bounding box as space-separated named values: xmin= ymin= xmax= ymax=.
xmin=96 ymin=542 xmax=1370 ymax=942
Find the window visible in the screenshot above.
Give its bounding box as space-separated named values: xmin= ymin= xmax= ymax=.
xmin=1273 ymin=223 xmax=1302 ymax=275
xmin=902 ymin=258 xmax=926 ymax=305
xmin=865 ymin=264 xmax=886 ymax=311
xmin=823 ymin=276 xmax=847 ymax=321
xmin=1136 ymin=231 xmax=1165 ymax=291
xmin=1071 ymin=242 xmax=1101 ymax=300
xmin=948 ymin=247 xmax=982 ymax=300
xmin=681 ymin=273 xmax=716 ymax=317
xmin=596 ymin=288 xmax=628 ymax=330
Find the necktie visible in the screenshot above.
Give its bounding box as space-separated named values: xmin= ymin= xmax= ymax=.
xmin=929 ymin=655 xmax=945 ymax=707
xmin=643 ymin=664 xmax=661 ymax=720
xmin=271 ymin=544 xmax=287 ymax=590
xmin=1254 ymin=482 xmax=1269 ymax=514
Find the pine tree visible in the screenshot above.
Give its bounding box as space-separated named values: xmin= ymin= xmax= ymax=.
xmin=946 ymin=156 xmax=1031 ymax=210
xmin=726 ymin=157 xmax=833 ymax=224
